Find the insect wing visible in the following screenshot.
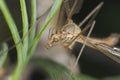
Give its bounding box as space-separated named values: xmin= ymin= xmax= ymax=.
xmin=64 ymin=0 xmax=84 ymax=19
xmin=94 ymin=43 xmax=120 ymax=63
xmin=76 ymin=35 xmax=120 ymax=64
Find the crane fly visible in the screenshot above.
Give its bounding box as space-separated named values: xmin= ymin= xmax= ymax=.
xmin=46 ymin=1 xmax=120 ymax=64
xmin=0 ymin=0 xmax=120 ymax=65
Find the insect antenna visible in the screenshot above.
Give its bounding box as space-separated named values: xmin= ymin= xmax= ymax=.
xmin=0 ymin=16 xmax=39 ymax=54
xmin=0 ymin=30 xmax=22 ymax=44
xmin=0 ymin=31 xmax=25 ymax=54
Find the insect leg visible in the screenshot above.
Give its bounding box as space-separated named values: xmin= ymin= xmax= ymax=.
xmin=79 ymin=2 xmax=104 ymax=28
xmin=71 ymin=20 xmax=96 ymax=75
xmin=68 ymin=2 xmax=104 ymax=48
xmin=74 ymin=20 xmax=96 ymax=67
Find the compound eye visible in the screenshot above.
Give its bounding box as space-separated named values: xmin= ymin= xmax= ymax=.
xmin=54 ymin=36 xmax=60 ymax=42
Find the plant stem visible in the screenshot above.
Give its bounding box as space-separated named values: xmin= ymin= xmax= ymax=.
xmin=9 ymin=62 xmax=26 ymax=80
xmin=27 ymin=0 xmax=63 ymax=59
xmin=20 ymin=0 xmax=29 ymax=59
xmin=0 ymin=0 xmax=23 ymax=62
xmin=29 ymin=0 xmax=36 ymax=47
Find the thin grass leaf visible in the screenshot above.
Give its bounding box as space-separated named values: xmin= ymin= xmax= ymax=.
xmin=29 ymin=0 xmax=36 ymax=47
xmin=0 ymin=0 xmax=23 ymax=60
xmin=20 ymin=0 xmax=29 ymax=59
xmin=0 ymin=42 xmax=8 ymax=68
xmin=27 ymin=0 xmax=63 ymax=60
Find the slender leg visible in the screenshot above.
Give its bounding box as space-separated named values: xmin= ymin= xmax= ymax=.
xmin=68 ymin=2 xmax=104 ymax=48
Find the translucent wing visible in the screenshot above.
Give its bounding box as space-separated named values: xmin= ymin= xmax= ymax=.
xmin=64 ymin=0 xmax=84 ymax=19
xmin=56 ymin=0 xmax=84 ymax=31
xmin=74 ymin=31 xmax=120 ymax=63
xmin=88 ymin=41 xmax=120 ymax=63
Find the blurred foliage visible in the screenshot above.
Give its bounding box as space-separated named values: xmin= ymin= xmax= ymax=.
xmin=0 ymin=42 xmax=8 ymax=68
xmin=31 ymin=58 xmax=97 ymax=80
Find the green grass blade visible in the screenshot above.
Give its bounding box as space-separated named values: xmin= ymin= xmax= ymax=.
xmin=0 ymin=42 xmax=8 ymax=68
xmin=0 ymin=0 xmax=23 ymax=59
xmin=29 ymin=0 xmax=36 ymax=47
xmin=27 ymin=0 xmax=63 ymax=60
xmin=20 ymin=0 xmax=29 ymax=59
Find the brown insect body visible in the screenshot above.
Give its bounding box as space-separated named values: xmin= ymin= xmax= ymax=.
xmin=47 ymin=1 xmax=120 ymax=64
xmin=47 ymin=20 xmax=81 ymax=48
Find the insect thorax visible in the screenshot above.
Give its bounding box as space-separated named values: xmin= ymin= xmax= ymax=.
xmin=47 ymin=22 xmax=81 ymax=48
